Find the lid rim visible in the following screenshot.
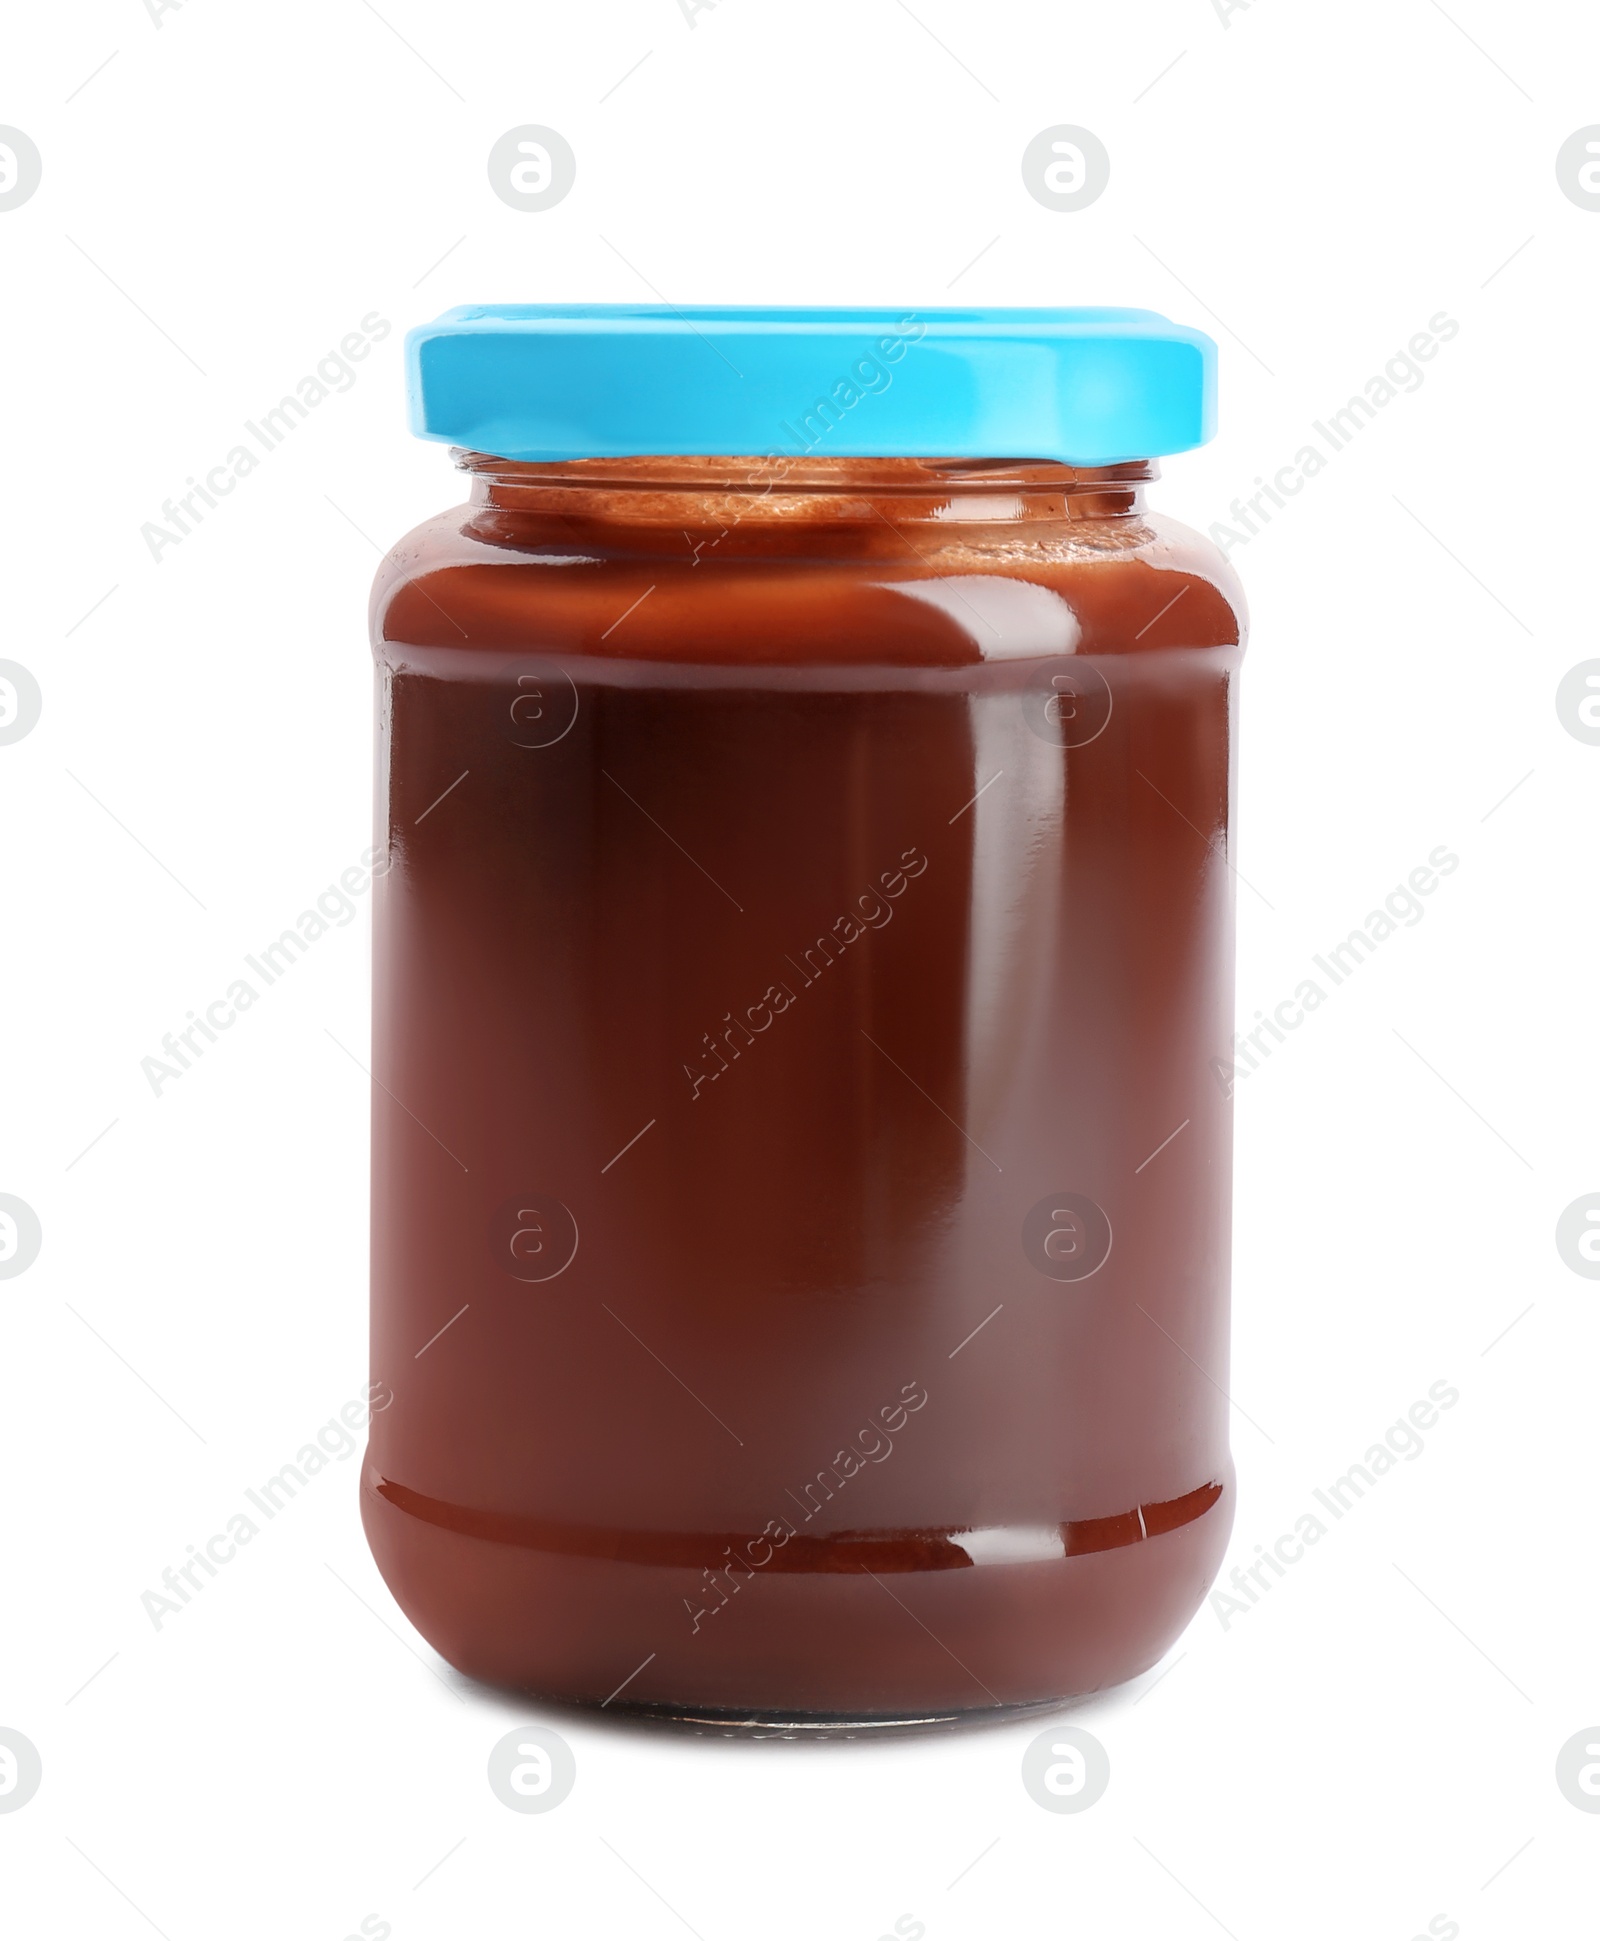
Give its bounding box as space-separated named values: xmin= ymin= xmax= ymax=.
xmin=405 ymin=304 xmax=1219 ymax=465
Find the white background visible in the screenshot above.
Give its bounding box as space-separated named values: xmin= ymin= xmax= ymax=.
xmin=2 ymin=1 xmax=1596 ymax=1936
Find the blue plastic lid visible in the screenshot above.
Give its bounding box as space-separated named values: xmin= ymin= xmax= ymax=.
xmin=405 ymin=305 xmax=1217 ymax=467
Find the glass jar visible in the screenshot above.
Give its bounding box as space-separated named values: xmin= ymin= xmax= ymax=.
xmin=362 ymin=308 xmax=1246 ymax=1727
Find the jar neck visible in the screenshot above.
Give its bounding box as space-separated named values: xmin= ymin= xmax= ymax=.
xmin=457 ymin=452 xmax=1156 ymax=531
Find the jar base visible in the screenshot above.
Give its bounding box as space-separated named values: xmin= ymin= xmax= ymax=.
xmin=588 ymin=1696 xmax=1077 ymax=1740
xmin=361 ymin=1462 xmax=1234 ymax=1721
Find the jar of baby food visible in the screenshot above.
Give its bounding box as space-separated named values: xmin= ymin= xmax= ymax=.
xmin=362 ymin=306 xmax=1245 ymax=1727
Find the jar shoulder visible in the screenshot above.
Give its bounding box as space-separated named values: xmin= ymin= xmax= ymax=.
xmin=371 ymin=504 xmax=1246 ymax=662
